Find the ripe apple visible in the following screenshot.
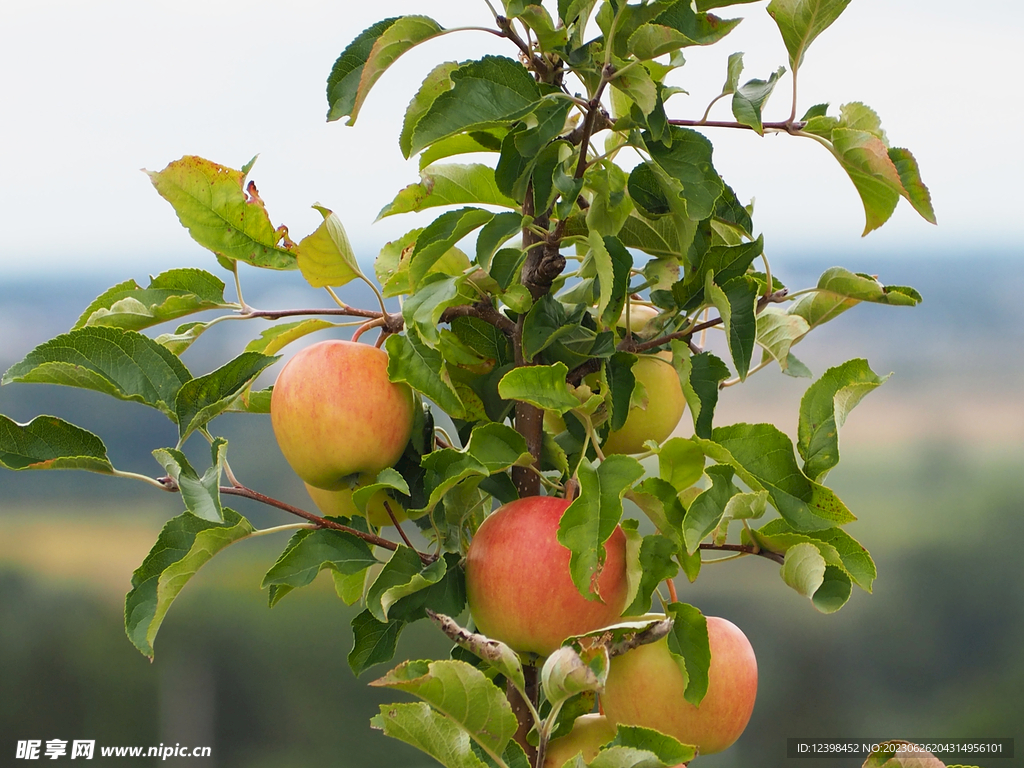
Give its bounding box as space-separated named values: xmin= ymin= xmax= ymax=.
xmin=304 ymin=476 xmax=407 ymax=528
xmin=543 ymin=714 xmax=617 ymax=768
xmin=464 ymin=496 xmax=629 ymax=656
xmin=601 ymin=615 xmax=757 ymax=755
xmin=602 ymin=352 xmax=686 ymax=455
xmin=270 ymin=340 xmax=414 ymax=490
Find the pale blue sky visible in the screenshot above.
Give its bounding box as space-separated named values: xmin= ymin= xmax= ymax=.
xmin=1 ymin=0 xmax=1020 ymax=278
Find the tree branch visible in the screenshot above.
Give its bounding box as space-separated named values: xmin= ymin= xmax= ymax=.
xmin=157 ymin=477 xmax=433 ymax=565
xmin=630 ymin=289 xmax=789 ymax=354
xmin=669 ymin=118 xmax=806 ymax=134
xmin=699 ymin=542 xmax=784 ymax=565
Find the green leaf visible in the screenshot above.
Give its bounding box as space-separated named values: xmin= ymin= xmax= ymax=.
xmin=766 ymin=0 xmax=852 ymax=70
xmin=410 ymin=56 xmax=542 ymax=157
xmin=421 ymin=423 xmax=533 ymax=512
xmin=450 ymin=316 xmax=514 ymax=368
xmin=624 ymin=534 xmax=680 ymax=615
xmin=476 ymin=212 xmax=525 ymax=268
xmin=349 ymin=610 xmax=406 ymax=676
xmin=671 ymin=236 xmax=764 ymax=310
xmin=402 ymin=273 xmax=472 ymax=345
xmin=592 ymin=235 xmax=632 ymax=328
xmin=401 ymin=61 xmax=461 ymax=158
xmin=731 ymin=67 xmax=785 ymax=135
xmin=888 ymin=147 xmax=936 ymax=224
xmin=411 ymin=207 xmax=494 ymax=287
xmin=697 ymin=0 xmax=759 ymax=9
xmin=386 ymin=330 xmax=467 ymax=418
xmin=665 ymin=602 xmax=711 ymax=706
xmin=518 ymin=4 xmax=569 ymax=50
xmin=498 ymin=363 xmax=578 ymax=413
xmin=652 ymin=2 xmax=742 ymax=48
xmin=832 ymin=128 xmax=905 ymax=235
xmin=656 ymin=437 xmax=705 ymax=493
xmin=154 ymin=321 xmax=213 ymax=356
xmin=147 ymin=156 xmax=297 ymax=270
xmin=3 ymin=327 xmax=192 ymax=419
xmin=721 ymin=51 xmax=744 ymax=95
xmin=798 ymin=359 xmax=890 ymax=482
xmin=152 ymin=438 xmax=228 ymax=523
xmin=626 ymin=478 xmax=685 ymax=550
xmin=671 ymin=346 xmax=730 ymax=439
xmin=862 ymin=742 xmax=946 ymax=768
xmin=224 ymin=386 xmax=272 ymax=414
xmin=328 ymin=16 xmax=445 ymax=125
xmin=174 ymin=352 xmax=278 ymax=443
xmin=371 ymin=702 xmax=493 ymax=768
xmin=73 ymin=269 xmax=232 ymax=331
xmin=642 ymin=127 xmax=725 ymax=222
xmin=379 ymin=164 xmax=518 ymax=219
xmin=683 ymin=465 xmax=739 ymax=554
xmin=124 ymin=508 xmax=254 ymax=658
xmin=367 ymin=551 xmax=466 ymax=624
xmin=261 ymin=525 xmax=378 ymax=607
xmin=610 ymin=62 xmax=658 ymax=116
xmin=700 ymin=423 xmax=856 ymax=530
xmin=522 ymin=295 xmax=581 ymax=363
xmin=789 ymin=266 xmax=922 ymax=331
xmin=608 ymin=725 xmax=697 ymax=766
xmin=705 ymin=273 xmax=757 ymax=380
xmin=371 ymin=658 xmax=517 ymax=762
xmin=559 ymin=455 xmax=645 ymax=601
xmin=242 ymin=319 xmax=335 ymax=356
xmin=756 ymin=308 xmax=811 ymax=371
xmin=0 ymin=414 xmax=115 ymax=474
xmin=419 ymin=129 xmax=507 ymax=170
xmin=781 ymin=541 xmax=826 ymax=597
xmin=295 ymin=205 xmax=363 ymax=288
xmin=747 ymin=518 xmax=876 ymax=592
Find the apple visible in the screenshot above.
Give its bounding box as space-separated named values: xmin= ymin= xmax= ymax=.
xmin=464 ymin=496 xmax=629 ymax=656
xmin=304 ymin=476 xmax=407 ymax=528
xmin=617 ymin=303 xmax=660 ymax=334
xmin=543 ymin=714 xmax=617 ymax=768
xmin=602 ymin=352 xmax=686 ymax=455
xmin=271 ymin=340 xmax=414 ymax=490
xmin=601 ymin=615 xmax=757 ymax=756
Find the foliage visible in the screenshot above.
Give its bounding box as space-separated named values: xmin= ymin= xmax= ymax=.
xmin=0 ymin=1 xmax=944 ymax=766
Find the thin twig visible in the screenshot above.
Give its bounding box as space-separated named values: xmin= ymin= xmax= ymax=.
xmin=385 ymin=501 xmax=418 ymax=552
xmin=698 ymin=542 xmax=784 ymax=565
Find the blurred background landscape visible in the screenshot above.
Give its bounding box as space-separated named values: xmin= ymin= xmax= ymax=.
xmin=1 ymin=250 xmax=1020 ymax=767
xmin=2 ymin=0 xmax=1022 ymax=765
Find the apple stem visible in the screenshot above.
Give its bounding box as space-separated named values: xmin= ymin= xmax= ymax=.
xmin=351 ymin=317 xmax=384 ymax=344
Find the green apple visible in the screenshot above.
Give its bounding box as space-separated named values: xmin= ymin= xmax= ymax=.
xmin=617 ymin=303 xmax=660 ymax=334
xmin=603 ymin=352 xmax=686 ymax=455
xmin=304 ymin=476 xmax=407 ymax=528
xmin=271 ymin=340 xmax=414 ymax=490
xmin=601 ymin=615 xmax=757 ymax=755
xmin=465 ymin=495 xmax=629 ymax=656
xmin=543 ymin=714 xmax=617 ymax=768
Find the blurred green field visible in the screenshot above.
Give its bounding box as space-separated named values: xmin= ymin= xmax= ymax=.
xmin=1 ymin=439 xmax=1020 ymax=768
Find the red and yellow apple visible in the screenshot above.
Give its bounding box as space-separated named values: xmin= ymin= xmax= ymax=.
xmin=543 ymin=714 xmax=618 ymax=768
xmin=270 ymin=340 xmax=414 ymax=490
xmin=464 ymin=496 xmax=629 ymax=656
xmin=603 ymin=352 xmax=686 ymax=455
xmin=601 ymin=615 xmax=757 ymax=755
xmin=304 ymin=476 xmax=407 ymax=528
